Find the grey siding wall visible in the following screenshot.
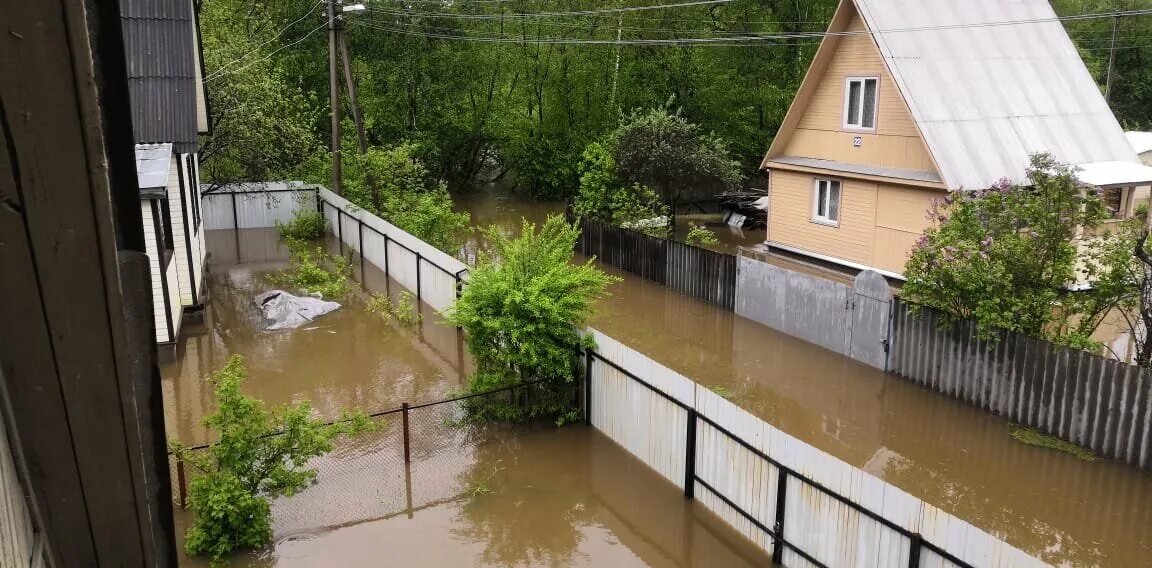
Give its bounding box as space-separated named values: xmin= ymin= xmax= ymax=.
xmin=735 ymin=255 xmax=891 ymax=369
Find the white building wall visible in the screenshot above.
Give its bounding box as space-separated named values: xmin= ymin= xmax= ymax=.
xmin=167 ymin=154 xmax=195 ymax=306
xmin=142 ymin=199 xmax=184 ymax=343
xmin=192 ymin=155 xmax=206 ymax=298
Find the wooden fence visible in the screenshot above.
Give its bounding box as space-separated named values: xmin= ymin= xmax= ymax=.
xmin=584 ymin=328 xmax=1046 ymax=568
xmin=574 ymin=216 xmax=736 ymax=309
xmin=890 ymin=300 xmax=1152 ymax=470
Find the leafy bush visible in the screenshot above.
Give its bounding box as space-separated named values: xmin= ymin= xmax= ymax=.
xmin=447 ymin=216 xmax=618 ymax=424
xmin=365 ymin=291 xmax=421 ymax=327
xmin=276 ymin=209 xmax=326 ymax=242
xmin=268 ymin=246 xmax=353 ymax=299
xmin=574 ymin=143 xmax=669 ymax=237
xmin=170 ymin=356 xmax=371 ymax=565
xmin=345 ymin=143 xmax=470 ymax=253
xmin=685 ymin=223 xmax=719 ymax=247
xmin=902 ymin=154 xmax=1109 ymax=343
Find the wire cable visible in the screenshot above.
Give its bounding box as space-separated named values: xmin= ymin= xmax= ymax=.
xmin=204 ymin=0 xmax=326 ymax=80
xmin=207 ymin=21 xmax=329 ymax=82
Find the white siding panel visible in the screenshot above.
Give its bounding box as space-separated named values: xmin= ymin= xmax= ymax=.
xmin=585 ymin=327 xmax=1049 ymax=568
xmin=142 ymin=201 xmax=169 ymax=343
xmin=166 ymin=254 xmax=183 ymax=340
xmin=319 ymin=188 xmax=468 ymax=313
xmin=168 ymin=155 xmax=193 ymax=305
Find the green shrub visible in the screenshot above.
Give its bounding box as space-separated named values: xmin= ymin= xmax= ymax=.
xmin=365 ymin=291 xmax=421 ymax=327
xmin=685 ymin=223 xmax=719 ymax=247
xmin=276 ymin=209 xmax=326 ymax=242
xmin=170 ymin=356 xmax=371 ymax=565
xmin=447 ymin=216 xmax=617 ymax=425
xmin=268 ymin=246 xmax=352 ymax=299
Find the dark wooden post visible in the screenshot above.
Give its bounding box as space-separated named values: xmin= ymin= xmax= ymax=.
xmin=683 ymin=408 xmax=697 ymax=499
xmin=176 ymin=460 xmax=187 ymax=509
xmin=402 ymin=402 xmax=411 ymax=464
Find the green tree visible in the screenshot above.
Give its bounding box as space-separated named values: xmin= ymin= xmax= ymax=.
xmin=573 ymin=142 xmax=669 ymax=237
xmin=611 ymin=103 xmax=743 ymax=206
xmin=169 ymin=356 xmax=371 ymax=565
xmin=902 ymin=154 xmax=1110 ymax=344
xmin=344 ymin=143 xmax=471 ymax=252
xmin=1077 ymin=219 xmax=1152 ymax=367
xmin=447 ymin=216 xmax=618 ymax=424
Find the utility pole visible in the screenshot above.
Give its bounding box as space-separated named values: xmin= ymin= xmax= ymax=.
xmin=339 ymin=32 xmax=368 ymax=154
xmin=1105 ymin=10 xmax=1120 ymax=102
xmin=328 ymin=0 xmax=343 ymax=195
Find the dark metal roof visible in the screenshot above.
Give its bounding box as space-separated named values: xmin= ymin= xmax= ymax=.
xmin=119 ymin=0 xmax=199 ymax=153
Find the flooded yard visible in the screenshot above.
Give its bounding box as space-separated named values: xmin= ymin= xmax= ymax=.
xmin=163 ymin=227 xmax=768 ymax=566
xmin=454 ymin=189 xmax=1152 ymax=567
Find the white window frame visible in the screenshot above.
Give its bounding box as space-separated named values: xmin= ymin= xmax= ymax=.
xmin=811 ymin=178 xmax=842 ymax=226
xmin=842 ymin=76 xmax=879 ymax=131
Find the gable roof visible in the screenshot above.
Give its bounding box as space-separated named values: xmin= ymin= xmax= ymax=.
xmin=766 ymin=0 xmax=1139 ymax=191
xmin=120 ymin=0 xmax=200 ymax=153
xmin=1128 ymin=132 xmax=1152 ymax=155
xmin=856 ymin=0 xmax=1138 ymax=189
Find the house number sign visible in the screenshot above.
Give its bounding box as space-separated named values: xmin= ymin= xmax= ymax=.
xmin=853 ymin=136 xmax=863 ymax=147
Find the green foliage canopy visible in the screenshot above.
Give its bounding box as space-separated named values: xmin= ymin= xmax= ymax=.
xmin=902 ymin=154 xmax=1110 ymax=344
xmin=447 ymin=216 xmax=617 ymax=424
xmin=169 ymin=356 xmax=371 ymax=565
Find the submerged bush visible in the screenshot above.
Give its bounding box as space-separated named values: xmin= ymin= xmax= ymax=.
xmin=685 ymin=223 xmax=719 ymax=247
xmin=268 ymin=246 xmax=352 ymax=299
xmin=365 ymin=291 xmax=421 ymax=327
xmin=447 ymin=215 xmax=617 ymax=425
xmin=276 ymin=209 xmax=326 ymax=242
xmin=170 ymin=356 xmax=371 ymax=565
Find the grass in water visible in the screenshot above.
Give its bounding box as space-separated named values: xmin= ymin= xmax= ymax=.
xmin=1009 ymin=425 xmax=1096 ymax=461
xmin=708 ymin=385 xmax=734 ymax=399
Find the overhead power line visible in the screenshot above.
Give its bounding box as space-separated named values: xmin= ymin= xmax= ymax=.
xmin=362 ymin=0 xmax=736 ymax=20
xmin=207 ymin=21 xmax=329 ymax=82
xmin=204 ymin=0 xmax=326 ymax=80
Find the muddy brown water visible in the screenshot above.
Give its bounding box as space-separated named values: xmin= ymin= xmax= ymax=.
xmin=454 ymin=189 xmax=1152 ymax=567
xmin=164 ymin=228 xmax=768 ymax=566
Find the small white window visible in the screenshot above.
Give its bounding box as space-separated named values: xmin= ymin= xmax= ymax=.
xmin=812 ymin=178 xmax=841 ymax=225
xmin=843 ymin=77 xmax=878 ymax=130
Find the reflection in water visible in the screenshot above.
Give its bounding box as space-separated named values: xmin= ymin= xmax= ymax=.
xmin=177 ymin=427 xmax=767 ymax=567
xmin=167 ymin=227 xmax=768 ymax=566
xmin=453 ymin=188 xmax=1152 ymax=567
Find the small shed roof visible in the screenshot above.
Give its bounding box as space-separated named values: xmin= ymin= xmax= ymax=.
xmin=854 ymin=0 xmax=1140 ymax=190
xmin=1127 ymin=132 xmax=1152 ymax=155
xmin=135 ymin=143 xmax=172 ymax=191
xmin=1075 ymin=161 xmax=1152 ymax=189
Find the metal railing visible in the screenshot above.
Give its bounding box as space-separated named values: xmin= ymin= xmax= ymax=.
xmin=583 ymin=347 xmax=974 ymax=568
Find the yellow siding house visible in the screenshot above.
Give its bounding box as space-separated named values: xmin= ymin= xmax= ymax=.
xmin=761 ymin=0 xmax=1152 ymax=278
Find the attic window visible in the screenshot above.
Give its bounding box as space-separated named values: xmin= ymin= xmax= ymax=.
xmin=844 ymin=77 xmax=878 ymax=130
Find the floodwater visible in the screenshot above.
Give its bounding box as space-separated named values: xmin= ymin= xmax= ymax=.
xmin=454 ymin=188 xmax=1152 ymax=567
xmin=164 ymin=227 xmax=770 ymax=566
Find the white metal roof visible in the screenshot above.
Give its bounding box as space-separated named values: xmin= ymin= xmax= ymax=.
xmin=1075 ymin=161 xmax=1152 ymax=188
xmin=134 ymin=143 xmax=172 ymax=190
xmin=1127 ymin=131 xmax=1152 ymax=155
xmin=854 ymin=0 xmax=1140 ymax=190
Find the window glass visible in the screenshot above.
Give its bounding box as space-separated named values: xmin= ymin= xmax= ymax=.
xmin=828 ymin=181 xmax=841 ymax=221
xmin=847 ymin=82 xmax=861 ymax=126
xmin=862 ymin=79 xmax=877 ymax=128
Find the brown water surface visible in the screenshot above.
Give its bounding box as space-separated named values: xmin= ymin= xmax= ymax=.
xmin=454 ymin=188 xmax=1152 ymax=567
xmin=165 ymin=227 xmax=768 ymax=566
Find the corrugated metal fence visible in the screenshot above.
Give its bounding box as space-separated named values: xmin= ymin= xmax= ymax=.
xmin=573 ymin=216 xmax=736 ymax=308
xmin=585 ymin=328 xmax=1046 ymax=567
xmin=890 ymin=300 xmax=1152 ymax=470
xmin=199 ymin=183 xmax=469 ymax=314
xmin=735 ymin=255 xmax=892 ymax=369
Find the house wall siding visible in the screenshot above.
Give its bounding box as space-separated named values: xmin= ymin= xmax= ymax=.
xmin=141 ymin=200 xmax=182 ymax=342
xmin=769 ymin=170 xmax=943 ymax=274
xmin=167 ymin=154 xmax=195 ymax=306
xmin=783 ymin=10 xmax=936 ymax=173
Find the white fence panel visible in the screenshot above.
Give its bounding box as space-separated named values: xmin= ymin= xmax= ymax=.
xmin=586 ymin=327 xmax=1051 ymax=568
xmin=318 ymin=188 xmax=467 ymax=313
xmin=201 ymin=186 xmax=316 ymax=230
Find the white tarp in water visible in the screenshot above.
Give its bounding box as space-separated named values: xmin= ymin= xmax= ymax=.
xmin=255 ymin=290 xmax=341 ymax=330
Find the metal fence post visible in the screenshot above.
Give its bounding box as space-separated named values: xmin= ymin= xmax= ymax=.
xmin=176 ymin=459 xmax=188 ymax=509
xmin=684 ymin=407 xmax=697 ymax=499
xmin=415 ymin=253 xmax=423 ymax=304
xmin=383 ymin=234 xmax=390 ymax=276
xmin=337 ymin=208 xmax=344 ymax=255
xmin=402 ymin=402 xmax=411 ymax=464
xmin=357 ymin=217 xmax=364 ymax=275
xmin=585 ymin=349 xmax=593 ymax=425
xmin=772 ymin=469 xmax=788 ymax=563
xmin=908 ymin=533 xmax=923 ymax=568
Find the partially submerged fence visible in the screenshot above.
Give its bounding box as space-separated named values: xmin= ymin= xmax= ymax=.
xmin=170 ymin=380 xmax=549 ymax=535
xmin=319 ymin=189 xmax=468 ymax=313
xmin=584 ymin=328 xmax=1046 ymax=568
xmin=890 ymin=300 xmax=1152 ymax=470
xmin=736 ymin=253 xmax=892 ymax=370
xmin=573 ymin=215 xmax=736 ymax=308
xmin=199 ymin=183 xmax=469 ymax=314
